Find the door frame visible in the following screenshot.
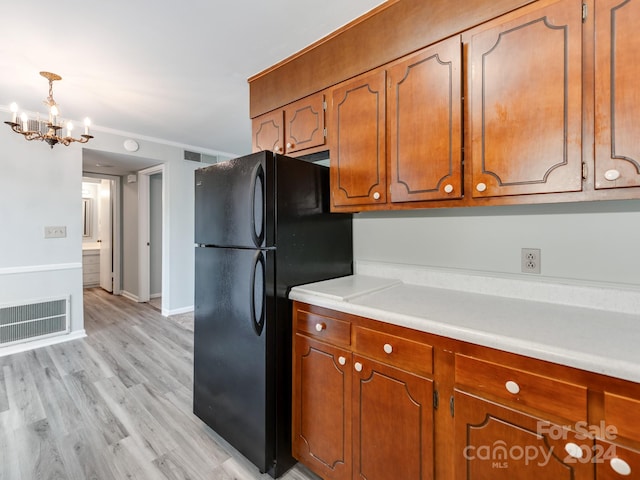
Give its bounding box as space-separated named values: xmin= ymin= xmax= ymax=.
xmin=81 ymin=173 xmax=122 ymax=295
xmin=138 ymin=164 xmax=166 ymax=311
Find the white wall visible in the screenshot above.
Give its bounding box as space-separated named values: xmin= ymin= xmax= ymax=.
xmin=353 ymin=200 xmax=640 ymax=288
xmin=0 ymin=128 xmax=84 ymax=334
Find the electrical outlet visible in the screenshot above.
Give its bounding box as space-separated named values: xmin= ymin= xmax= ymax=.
xmin=44 ymin=226 xmax=67 ymax=238
xmin=521 ymin=248 xmax=541 ymax=274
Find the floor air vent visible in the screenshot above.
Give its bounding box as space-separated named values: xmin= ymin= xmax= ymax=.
xmin=0 ymin=297 xmax=70 ymax=346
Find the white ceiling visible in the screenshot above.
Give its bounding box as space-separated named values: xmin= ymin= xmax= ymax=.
xmin=2 ymin=0 xmax=386 ymax=167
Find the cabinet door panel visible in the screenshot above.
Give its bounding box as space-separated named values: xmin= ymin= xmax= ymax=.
xmin=353 ymin=355 xmax=434 ymax=480
xmin=469 ymin=0 xmax=583 ymax=197
xmin=595 ymin=0 xmax=640 ymax=189
xmin=331 ymin=70 xmax=387 ymax=208
xmin=388 ymin=36 xmax=463 ymax=202
xmin=596 ymin=440 xmax=640 ymax=479
xmin=455 ymin=391 xmax=592 ymax=479
xmin=252 ymin=110 xmax=284 ymax=153
xmin=285 ymin=92 xmax=326 ymax=154
xmin=292 ymin=334 xmax=352 ymax=480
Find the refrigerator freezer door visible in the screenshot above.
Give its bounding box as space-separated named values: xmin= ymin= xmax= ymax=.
xmin=195 ymin=151 xmax=275 ymax=248
xmin=193 ymin=246 xmax=276 ymax=473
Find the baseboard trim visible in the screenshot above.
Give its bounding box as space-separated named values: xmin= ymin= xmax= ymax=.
xmin=167 ymin=305 xmax=194 ymax=316
xmin=120 ymin=290 xmax=140 ymax=303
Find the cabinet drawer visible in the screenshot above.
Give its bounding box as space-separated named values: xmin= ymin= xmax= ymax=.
xmin=83 ymin=272 xmax=99 ymax=286
xmin=353 ymin=326 xmax=432 ymax=376
xmin=604 ymin=392 xmax=640 ymax=443
xmin=83 ymin=254 xmax=100 ymax=265
xmin=83 ymin=263 xmax=100 ymax=274
xmin=296 ymin=310 xmax=350 ymax=347
xmin=455 ymin=354 xmax=587 ymax=422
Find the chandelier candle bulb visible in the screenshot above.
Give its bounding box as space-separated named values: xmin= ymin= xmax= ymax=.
xmin=50 ymin=105 xmax=58 ymax=126
xmin=84 ymin=118 xmax=90 ymax=135
xmin=10 ymin=103 xmax=17 ymax=123
xmin=66 ymin=121 xmax=73 ymax=137
xmin=21 ymin=112 xmax=28 ymax=131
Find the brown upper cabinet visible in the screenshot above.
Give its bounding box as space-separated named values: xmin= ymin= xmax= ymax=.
xmin=388 ymin=35 xmax=463 ymax=203
xmin=330 ymin=36 xmax=463 ymax=212
xmin=467 ymin=0 xmax=583 ymax=198
xmin=251 ymin=0 xmax=640 ymax=211
xmin=330 ymin=69 xmax=387 ymax=209
xmin=252 ymin=92 xmax=326 ymax=156
xmin=594 ymin=0 xmax=640 ymax=190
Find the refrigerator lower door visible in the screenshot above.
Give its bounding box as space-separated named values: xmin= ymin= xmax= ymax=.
xmin=194 ymin=246 xmax=276 ymax=473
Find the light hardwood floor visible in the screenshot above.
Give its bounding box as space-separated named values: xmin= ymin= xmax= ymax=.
xmin=0 ymin=288 xmax=320 ymax=480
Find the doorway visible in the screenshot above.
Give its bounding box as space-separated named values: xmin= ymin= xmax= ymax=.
xmin=81 ymin=174 xmax=121 ymax=295
xmin=138 ymin=165 xmax=165 ymax=313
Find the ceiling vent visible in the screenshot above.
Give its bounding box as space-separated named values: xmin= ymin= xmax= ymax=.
xmin=184 ymin=150 xmax=218 ymax=164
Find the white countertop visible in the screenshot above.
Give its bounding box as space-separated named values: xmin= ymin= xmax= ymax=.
xmin=290 ymin=273 xmax=640 ymax=384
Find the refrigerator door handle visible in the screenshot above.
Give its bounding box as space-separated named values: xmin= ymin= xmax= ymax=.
xmin=250 ymin=163 xmax=265 ymax=248
xmin=250 ymin=250 xmax=266 ymax=336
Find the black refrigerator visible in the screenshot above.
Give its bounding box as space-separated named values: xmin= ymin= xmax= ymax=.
xmin=193 ymin=151 xmax=353 ymax=477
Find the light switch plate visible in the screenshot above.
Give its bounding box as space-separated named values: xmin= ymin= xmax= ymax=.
xmin=45 ymin=226 xmax=67 ymax=238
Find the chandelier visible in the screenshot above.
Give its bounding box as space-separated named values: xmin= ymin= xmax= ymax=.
xmin=4 ymin=71 xmax=93 ymax=148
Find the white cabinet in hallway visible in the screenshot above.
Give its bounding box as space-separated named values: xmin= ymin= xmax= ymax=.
xmin=82 ymin=248 xmax=100 ymax=287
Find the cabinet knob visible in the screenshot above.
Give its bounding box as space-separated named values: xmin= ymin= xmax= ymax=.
xmin=354 ymin=362 xmax=363 ymax=372
xmin=476 ymin=182 xmax=487 ymax=192
xmin=444 ymin=184 xmax=454 ymax=194
xmin=315 ymin=322 xmax=325 ymax=332
xmin=274 ymin=145 xmax=281 ymax=153
xmin=338 ymin=356 xmax=346 ymax=366
xmin=505 ymin=380 xmax=520 ymax=395
xmin=286 ymin=142 xmax=294 ymax=150
xmin=610 ymin=457 xmax=632 ymax=476
xmin=604 ymin=169 xmax=621 ymax=181
xmin=383 ymin=343 xmax=393 ymax=354
xmin=564 ymin=442 xmax=584 ymax=460
xmin=372 ymin=192 xmax=381 ymax=200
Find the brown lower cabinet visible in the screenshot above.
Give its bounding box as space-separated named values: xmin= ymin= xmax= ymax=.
xmin=596 ymin=441 xmax=640 ymax=479
xmin=292 ymin=305 xmax=435 ymax=480
xmin=293 ymin=334 xmax=352 ymax=480
xmin=454 ymin=391 xmax=592 ymax=479
xmin=292 ymin=301 xmax=640 ymax=480
xmin=352 ymin=355 xmax=433 ymax=480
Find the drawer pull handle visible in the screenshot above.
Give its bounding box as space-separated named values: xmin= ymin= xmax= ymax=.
xmin=373 ymin=192 xmax=381 ymax=200
xmin=383 ymin=343 xmax=393 ymax=354
xmin=338 ymin=356 xmax=346 ymax=366
xmin=354 ymin=362 xmax=363 ymax=372
xmin=610 ymin=457 xmax=632 ymax=476
xmin=476 ymin=182 xmax=487 ymax=192
xmin=315 ymin=323 xmax=325 ymax=332
xmin=564 ymin=442 xmax=584 ymax=460
xmin=444 ymin=184 xmax=454 ymax=194
xmin=505 ymin=380 xmax=520 ymax=395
